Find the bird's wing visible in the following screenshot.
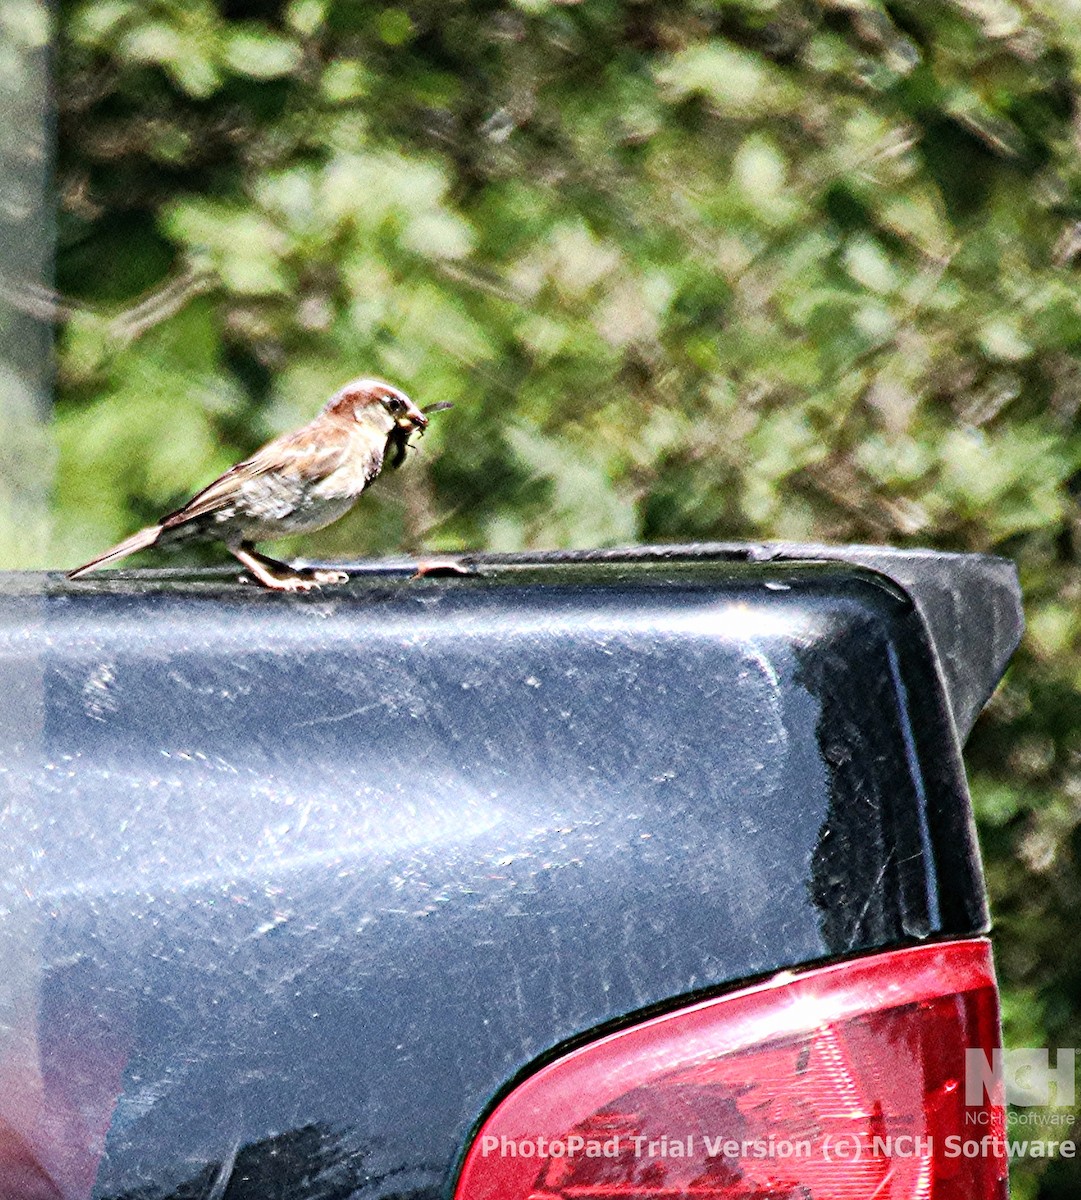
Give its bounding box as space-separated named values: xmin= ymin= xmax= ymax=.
xmin=160 ymin=429 xmax=349 ymax=529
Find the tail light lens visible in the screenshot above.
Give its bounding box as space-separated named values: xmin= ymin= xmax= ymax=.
xmin=455 ymin=940 xmax=1007 ymax=1200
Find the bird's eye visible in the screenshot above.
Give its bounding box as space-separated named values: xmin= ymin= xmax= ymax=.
xmin=385 ymin=395 xmax=406 ymax=414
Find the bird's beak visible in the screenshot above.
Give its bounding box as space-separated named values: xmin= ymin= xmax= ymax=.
xmin=398 ymin=411 xmax=427 ymax=432
xmin=396 ymin=403 xmax=428 ymax=432
xmin=395 ymin=400 xmax=450 ymax=434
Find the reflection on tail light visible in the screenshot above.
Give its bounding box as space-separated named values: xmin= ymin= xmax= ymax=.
xmin=455 ymin=940 xmax=1007 ymax=1199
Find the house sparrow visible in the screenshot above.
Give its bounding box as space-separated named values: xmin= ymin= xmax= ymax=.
xmin=67 ymin=378 xmax=449 ymax=592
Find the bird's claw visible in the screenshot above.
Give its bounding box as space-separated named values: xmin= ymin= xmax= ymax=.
xmin=410 ymin=558 xmax=474 ymax=580
xmin=238 ymin=571 xmax=321 ymax=592
xmin=238 ymin=564 xmax=349 ymax=591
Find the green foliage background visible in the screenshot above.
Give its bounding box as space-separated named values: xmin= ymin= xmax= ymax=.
xmin=14 ymin=0 xmax=1081 ymax=1193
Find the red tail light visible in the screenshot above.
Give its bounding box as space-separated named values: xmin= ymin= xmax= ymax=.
xmin=455 ymin=940 xmax=1007 ymax=1200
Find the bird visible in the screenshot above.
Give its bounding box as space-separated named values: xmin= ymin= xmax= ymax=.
xmin=67 ymin=378 xmax=449 ymax=592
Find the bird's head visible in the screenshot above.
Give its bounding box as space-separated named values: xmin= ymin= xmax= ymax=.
xmin=325 ymin=378 xmax=428 ymax=436
xmin=325 ymin=378 xmax=452 ymax=468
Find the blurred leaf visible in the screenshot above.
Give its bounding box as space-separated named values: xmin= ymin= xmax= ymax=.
xmin=223 ymin=27 xmax=302 ymax=78
xmin=657 ymin=42 xmax=798 ymax=115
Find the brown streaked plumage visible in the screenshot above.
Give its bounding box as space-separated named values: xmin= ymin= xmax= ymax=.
xmin=67 ymin=378 xmax=443 ymax=592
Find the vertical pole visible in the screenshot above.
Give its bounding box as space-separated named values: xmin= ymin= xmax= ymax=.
xmin=0 ymin=0 xmax=55 ymax=569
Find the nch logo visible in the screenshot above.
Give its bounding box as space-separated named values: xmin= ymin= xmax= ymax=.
xmin=966 ymin=1049 xmax=1077 ymax=1107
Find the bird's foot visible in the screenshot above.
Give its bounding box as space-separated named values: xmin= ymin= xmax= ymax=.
xmin=239 ymin=571 xmax=320 ymax=592
xmin=410 ymin=558 xmax=473 ymax=580
xmin=305 ymin=568 xmax=349 ymax=584
xmin=233 ymin=546 xmax=350 ymax=591
xmin=276 ymin=576 xmax=319 ymax=592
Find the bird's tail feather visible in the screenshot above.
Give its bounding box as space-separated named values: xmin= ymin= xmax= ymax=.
xmin=66 ymin=525 xmax=162 ymax=579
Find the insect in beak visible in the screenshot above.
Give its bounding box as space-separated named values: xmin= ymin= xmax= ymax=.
xmin=399 ymin=401 xmax=454 ymax=432
xmin=400 ymin=401 xmax=451 ymax=431
xmin=387 ymin=402 xmax=453 ymax=468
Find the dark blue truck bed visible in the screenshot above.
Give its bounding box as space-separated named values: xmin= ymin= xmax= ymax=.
xmin=0 ymin=543 xmax=1023 ymax=1200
